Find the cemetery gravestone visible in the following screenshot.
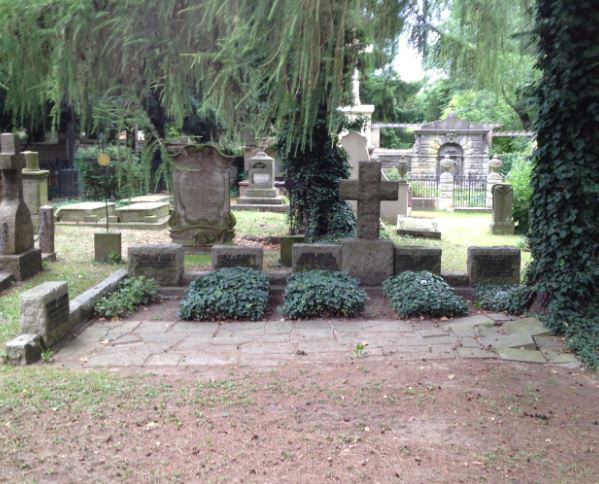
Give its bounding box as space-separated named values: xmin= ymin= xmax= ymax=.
xmin=292 ymin=244 xmax=342 ymax=272
xmin=340 ymin=161 xmax=398 ymax=285
xmin=0 ymin=133 xmax=42 ymax=280
xmin=490 ymin=184 xmax=515 ymax=234
xmin=394 ymin=246 xmax=442 ymax=275
xmin=467 ymin=246 xmax=521 ymax=285
xmin=169 ymin=145 xmax=235 ymax=248
xmin=211 ymin=246 xmax=263 ymax=270
xmin=20 ymin=281 xmax=70 ymax=347
xmin=236 ymin=151 xmax=286 ymax=210
xmin=21 ymin=151 xmax=49 ymax=229
xmin=39 ymin=205 xmax=56 ymax=260
xmin=128 ymin=244 xmax=184 ymax=286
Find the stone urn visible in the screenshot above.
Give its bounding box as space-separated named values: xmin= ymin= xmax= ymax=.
xmin=397 ymin=159 xmax=409 ymax=180
xmin=440 ymin=155 xmax=454 ymax=173
xmin=488 ymin=156 xmax=502 ymax=173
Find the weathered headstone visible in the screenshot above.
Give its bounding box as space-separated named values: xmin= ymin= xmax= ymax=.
xmin=292 ymin=244 xmax=342 ymax=272
xmin=340 ymin=131 xmax=369 ymax=181
xmin=39 ymin=205 xmax=56 ymax=260
xmin=211 ymin=246 xmax=263 ymax=270
xmin=128 ymin=244 xmax=184 ymax=286
xmin=340 ymin=161 xmax=398 ymax=284
xmin=94 ymin=232 xmax=121 ymax=262
xmin=0 ymin=133 xmax=42 ymax=280
xmin=467 ymin=246 xmax=521 ymax=285
xmin=20 ymin=281 xmax=70 ymax=347
xmin=490 ymin=184 xmax=515 ymax=235
xmin=280 ymin=234 xmax=305 ymax=267
xmin=394 ymin=246 xmax=442 ymax=275
xmin=236 ymin=151 xmax=286 ymax=210
xmin=396 ymin=216 xmax=441 ymax=239
xmin=169 ymin=145 xmax=235 ymax=248
xmin=21 ymin=151 xmax=49 ymax=229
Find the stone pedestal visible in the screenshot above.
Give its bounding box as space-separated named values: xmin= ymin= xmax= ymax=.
xmin=0 ymin=134 xmax=42 ymax=280
xmin=236 ymin=151 xmax=287 ymax=211
xmin=486 ymin=157 xmax=503 ymax=209
xmin=341 ymin=239 xmax=394 ymax=285
xmin=397 ymin=182 xmax=411 ymax=216
xmin=94 ymin=232 xmax=122 ymax=262
xmin=490 ymin=183 xmax=515 ymax=235
xmin=21 ymin=151 xmax=49 ymax=229
xmin=438 ymin=171 xmax=454 ymax=211
xmin=39 ymin=205 xmax=56 ymax=260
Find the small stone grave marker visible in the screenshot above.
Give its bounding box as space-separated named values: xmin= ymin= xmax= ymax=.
xmin=467 ymin=246 xmax=521 ymax=285
xmin=128 ymin=244 xmax=184 ymax=286
xmin=211 ymin=246 xmax=263 ymax=270
xmin=292 ymin=244 xmax=342 ymax=272
xmin=20 ymin=281 xmax=70 ymax=347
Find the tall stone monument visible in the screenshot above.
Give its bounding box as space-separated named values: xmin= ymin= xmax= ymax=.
xmin=236 ymin=151 xmax=286 ymax=211
xmin=169 ymin=144 xmax=236 ymax=249
xmin=490 ymin=184 xmax=515 ymax=235
xmin=21 ymin=151 xmax=49 ymax=229
xmin=0 ymin=134 xmax=42 ymax=280
xmin=340 ymin=161 xmax=398 ymax=285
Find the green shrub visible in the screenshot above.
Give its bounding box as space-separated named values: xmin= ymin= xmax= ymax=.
xmin=383 ymin=271 xmax=468 ymax=318
xmin=506 ymin=155 xmax=533 ymax=234
xmin=475 ymin=285 xmax=527 ymax=314
xmin=280 ymin=270 xmax=367 ymax=319
xmin=74 ymin=145 xmax=149 ymax=200
xmin=178 ymin=267 xmax=269 ymax=321
xmin=95 ymin=276 xmax=158 ymax=318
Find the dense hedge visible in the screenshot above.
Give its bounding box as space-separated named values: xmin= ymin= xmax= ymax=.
xmin=95 ymin=276 xmax=158 ymax=318
xmin=280 ymin=270 xmax=367 ymax=319
xmin=178 ymin=268 xmax=269 ymax=321
xmin=383 ymin=271 xmax=468 ymax=319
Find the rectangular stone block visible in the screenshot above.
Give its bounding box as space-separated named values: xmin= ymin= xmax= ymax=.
xmin=115 ymin=201 xmax=170 ymax=223
xmin=292 ymin=244 xmax=342 ymax=272
xmin=94 ymin=232 xmax=122 ymax=262
xmin=467 ymin=246 xmax=520 ymax=285
xmin=58 ymin=202 xmax=115 ymax=223
xmin=20 ymin=281 xmax=70 ymax=347
xmin=128 ymin=244 xmax=184 ymax=286
xmin=280 ymin=235 xmax=305 ymax=267
xmin=394 ymin=246 xmax=442 ymax=275
xmin=0 ymin=248 xmax=42 ymax=281
xmin=396 ymin=215 xmax=441 ymax=239
xmin=211 ymin=245 xmax=263 ymax=270
xmin=341 ymin=239 xmax=394 ymax=285
xmin=4 ymin=334 xmax=42 ymax=365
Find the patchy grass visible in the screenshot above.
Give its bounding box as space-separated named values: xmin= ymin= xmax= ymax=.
xmin=233 ymin=210 xmax=288 ymax=237
xmin=386 ymin=210 xmax=531 ymax=273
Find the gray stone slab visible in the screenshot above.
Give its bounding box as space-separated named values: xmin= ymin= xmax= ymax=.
xmin=341 ymin=238 xmax=394 ymax=285
xmin=292 ymin=244 xmax=342 ymax=272
xmin=4 ymin=334 xmax=42 ymax=365
xmin=211 ymin=245 xmax=263 ymax=270
xmin=331 ymin=320 xmax=413 ymax=333
xmin=20 ymin=281 xmax=69 ymax=347
xmin=533 ymin=335 xmax=564 ymax=350
xmin=418 ymin=328 xmax=449 ymax=338
xmin=467 ymin=246 xmax=520 ymax=285
xmin=448 ymin=315 xmax=494 ymax=337
xmin=478 ymin=330 xmax=535 ymax=350
xmin=539 ymin=349 xmax=579 ymax=365
xmin=128 ymin=244 xmax=184 ymax=286
xmin=457 ymin=347 xmax=496 ymax=359
xmin=502 ymin=317 xmax=547 ymax=336
xmin=394 ymin=246 xmax=442 ymax=275
xmin=396 ymin=216 xmax=441 ymax=239
xmin=495 ymin=348 xmax=546 ymax=363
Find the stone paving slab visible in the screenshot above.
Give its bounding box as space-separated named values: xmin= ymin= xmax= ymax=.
xmin=52 ymin=313 xmax=579 ymax=369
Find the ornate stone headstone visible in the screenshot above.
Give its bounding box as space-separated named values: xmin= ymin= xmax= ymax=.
xmin=0 ymin=134 xmax=42 ymax=280
xmin=236 ymin=151 xmax=286 ymax=210
xmin=490 ymin=184 xmax=515 ymax=235
xmin=169 ymin=144 xmax=235 ymax=248
xmin=340 ymin=161 xmax=398 ymax=285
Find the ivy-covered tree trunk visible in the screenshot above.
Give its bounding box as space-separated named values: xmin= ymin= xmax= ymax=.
xmin=278 ymin=107 xmax=356 ymax=242
xmin=526 ymin=0 xmax=599 ymax=365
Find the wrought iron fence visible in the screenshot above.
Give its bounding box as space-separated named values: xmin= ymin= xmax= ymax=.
xmin=407 ymin=174 xmax=439 ymax=198
xmin=41 ymin=161 xmax=81 ymax=200
xmin=453 ymin=174 xmax=487 ymax=207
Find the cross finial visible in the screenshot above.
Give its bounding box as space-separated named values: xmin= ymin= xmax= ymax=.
xmin=340 ymin=161 xmax=399 ymax=240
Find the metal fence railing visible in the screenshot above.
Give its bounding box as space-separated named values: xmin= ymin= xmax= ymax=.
xmin=407 ymin=174 xmax=439 ymax=198
xmin=41 ymin=161 xmax=81 ymax=200
xmin=453 ymin=174 xmax=486 ymax=207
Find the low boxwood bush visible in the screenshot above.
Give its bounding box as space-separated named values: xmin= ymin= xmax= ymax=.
xmin=178 ymin=267 xmax=269 ymax=321
xmin=475 ymin=285 xmax=527 ymax=314
xmin=280 ymin=270 xmax=367 ymax=319
xmin=95 ymin=276 xmax=158 ymax=318
xmin=383 ymin=271 xmax=468 ymax=318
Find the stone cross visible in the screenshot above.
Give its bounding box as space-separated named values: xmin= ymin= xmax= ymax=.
xmin=340 ymin=161 xmax=398 ymax=239
xmin=0 ymin=133 xmax=34 ymax=254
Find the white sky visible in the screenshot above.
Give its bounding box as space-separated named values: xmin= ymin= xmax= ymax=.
xmin=393 ymin=33 xmax=426 ymax=81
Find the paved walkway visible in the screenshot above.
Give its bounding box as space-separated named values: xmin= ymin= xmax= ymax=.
xmin=54 ymin=313 xmax=579 ymax=369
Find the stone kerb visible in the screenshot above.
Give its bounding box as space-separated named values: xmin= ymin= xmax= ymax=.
xmin=467 ymin=246 xmax=521 ymax=285
xmin=292 ymin=244 xmax=342 ymax=272
xmin=128 ymin=244 xmax=184 ymax=286
xmin=19 ymin=281 xmax=70 ymax=347
xmin=394 ymin=246 xmax=442 ymax=275
xmin=211 ymin=245 xmax=263 ymax=270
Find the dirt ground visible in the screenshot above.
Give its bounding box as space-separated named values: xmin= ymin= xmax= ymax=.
xmin=1 ymin=359 xmax=597 ymax=483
